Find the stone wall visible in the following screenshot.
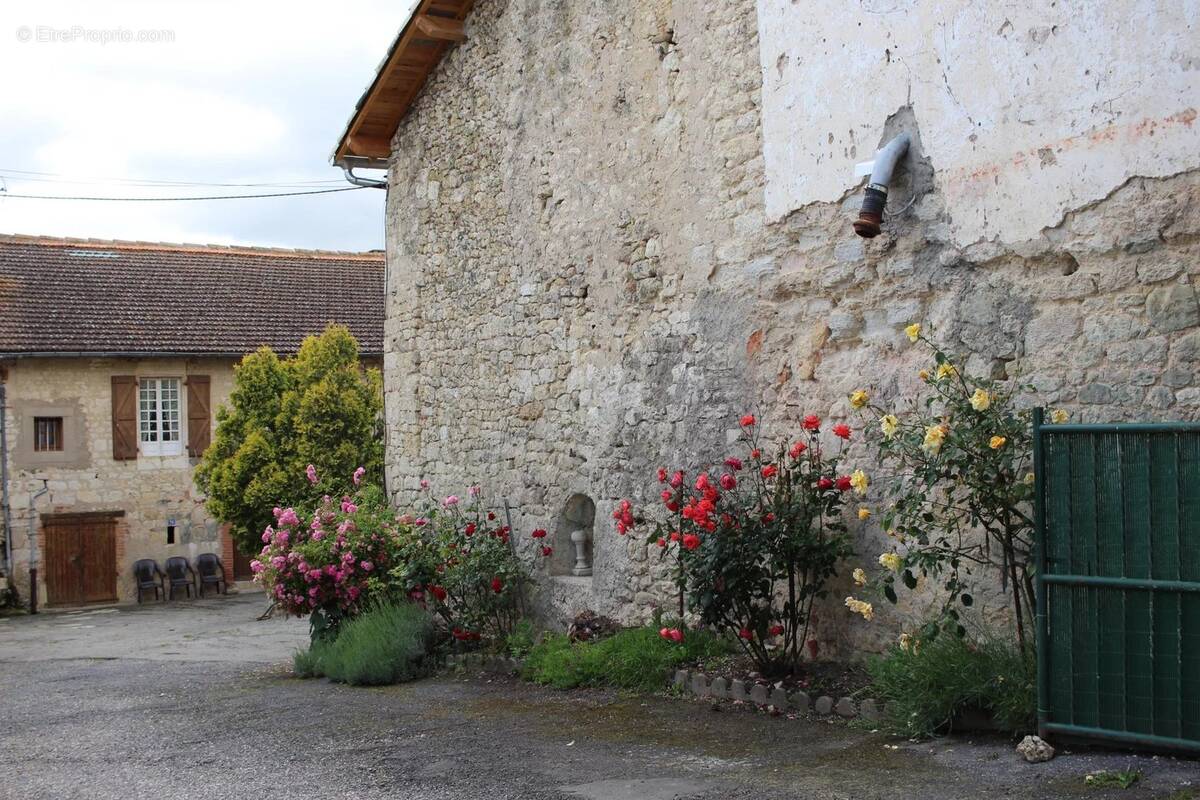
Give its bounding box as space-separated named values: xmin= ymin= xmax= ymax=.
xmin=381 ymin=0 xmax=1200 ymax=655
xmin=1 ymin=358 xmax=236 ymax=606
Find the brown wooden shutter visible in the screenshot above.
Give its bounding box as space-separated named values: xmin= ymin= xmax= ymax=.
xmin=186 ymin=375 xmax=211 ymax=457
xmin=111 ymin=376 xmax=138 ymax=460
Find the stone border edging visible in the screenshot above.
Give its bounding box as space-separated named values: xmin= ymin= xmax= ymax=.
xmin=673 ymin=669 xmax=883 ymax=722
xmin=441 ymin=654 xmax=883 ymax=723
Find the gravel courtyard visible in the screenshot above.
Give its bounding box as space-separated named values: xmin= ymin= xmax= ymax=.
xmin=0 ymin=594 xmax=1196 ymax=800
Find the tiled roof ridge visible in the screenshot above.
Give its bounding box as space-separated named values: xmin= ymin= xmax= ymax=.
xmin=0 ymin=233 xmax=385 ymax=261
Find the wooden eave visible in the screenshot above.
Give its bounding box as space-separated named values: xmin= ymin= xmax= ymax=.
xmin=332 ymin=0 xmax=475 ymax=167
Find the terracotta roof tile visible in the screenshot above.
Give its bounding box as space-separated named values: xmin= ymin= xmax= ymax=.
xmin=0 ymin=234 xmax=384 ymax=356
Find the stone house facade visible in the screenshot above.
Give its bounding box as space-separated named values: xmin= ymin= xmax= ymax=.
xmin=0 ymin=236 xmax=383 ymax=609
xmin=334 ymin=0 xmax=1200 ymax=653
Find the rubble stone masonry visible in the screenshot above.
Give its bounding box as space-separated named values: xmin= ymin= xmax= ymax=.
xmin=380 ymin=0 xmax=1200 ymax=654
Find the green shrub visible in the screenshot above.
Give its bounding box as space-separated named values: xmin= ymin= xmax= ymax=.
xmin=523 ymin=626 xmax=732 ymax=692
xmin=867 ymin=628 xmax=1035 ymax=737
xmin=293 ymin=601 xmax=433 ymax=686
xmin=505 ymin=619 xmax=536 ymax=659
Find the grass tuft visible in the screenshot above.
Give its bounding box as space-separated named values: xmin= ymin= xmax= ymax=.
xmin=522 ymin=625 xmax=732 ymax=692
xmin=866 ymin=629 xmax=1035 ymax=738
xmin=293 ymin=601 xmax=433 ymax=686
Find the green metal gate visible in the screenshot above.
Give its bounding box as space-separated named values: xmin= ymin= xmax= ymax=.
xmin=1033 ymin=409 xmax=1200 ymax=751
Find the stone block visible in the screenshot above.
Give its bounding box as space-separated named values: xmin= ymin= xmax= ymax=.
xmin=789 ymin=690 xmax=811 ymax=713
xmin=1146 ymin=284 xmax=1200 ymax=333
xmin=814 ymin=695 xmax=834 ymax=715
xmin=709 ymin=677 xmax=728 ymax=699
xmin=835 ymin=697 xmax=856 ymax=718
xmin=749 ymin=684 xmax=769 ymax=705
xmin=859 ymin=699 xmax=883 ymax=721
xmin=768 ymin=687 xmax=789 ymax=709
xmin=691 ymin=672 xmax=710 ymax=697
xmin=729 ymin=679 xmax=750 ymax=702
xmin=673 ymin=669 xmax=689 ymax=689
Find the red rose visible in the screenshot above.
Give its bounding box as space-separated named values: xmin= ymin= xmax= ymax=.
xmin=669 ymin=471 xmax=684 ymax=488
xmin=657 ymin=467 xmax=668 ymax=483
xmin=531 ymin=528 xmax=547 ymax=539
xmin=738 ymin=628 xmax=754 ymax=641
xmin=661 ymin=489 xmax=672 ymax=503
xmin=789 ymin=441 xmax=807 ymax=459
xmin=665 ymin=501 xmax=680 ymax=512
xmin=833 ymin=423 xmax=851 ymax=440
xmin=761 ymin=464 xmax=778 ymax=479
xmin=818 ymin=477 xmax=834 ymax=490
xmin=541 ymin=546 xmax=553 ymax=557
xmin=659 ymin=627 xmax=671 ymax=640
xmin=836 ymin=475 xmax=853 ymax=491
xmin=682 ymin=533 xmax=701 ymax=550
xmin=488 ymin=512 xmax=496 ymax=521
xmin=740 ymin=414 xmax=756 ymax=427
xmin=763 ymin=512 xmax=776 ymax=523
xmin=669 ymin=531 xmax=681 ymax=542
xmin=656 ymin=537 xmax=666 ymax=548
xmin=768 ymin=624 xmax=784 ymax=636
xmin=464 ymin=522 xmax=476 ymax=536
xmin=695 ymin=473 xmax=710 ymax=491
xmin=491 ymin=577 xmax=503 ymax=594
xmin=803 ymin=415 xmax=821 ymax=431
xmin=669 ymin=628 xmax=684 ymax=643
xmin=429 ymin=585 xmax=447 ymax=602
xmin=720 ymin=473 xmax=737 ymax=490
xmin=724 ymin=457 xmax=743 ymax=471
xmin=750 ymin=448 xmax=761 ymax=459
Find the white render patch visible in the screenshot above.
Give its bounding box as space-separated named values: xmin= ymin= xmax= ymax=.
xmin=756 ymin=0 xmax=1200 ymax=245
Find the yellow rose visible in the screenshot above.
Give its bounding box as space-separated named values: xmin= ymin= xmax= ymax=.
xmin=1024 ymin=471 xmax=1036 ymax=485
xmin=899 ymin=633 xmax=913 ymax=653
xmin=880 ymin=414 xmax=899 ymax=439
xmin=922 ymin=423 xmax=948 ymax=454
xmin=1051 ymin=408 xmax=1069 ymax=424
xmin=878 ymin=552 xmax=903 ymax=572
xmin=905 ymin=323 xmax=921 ymax=343
xmin=918 ymin=369 xmax=930 ymax=381
xmin=852 ymin=568 xmax=867 ymax=586
xmin=845 ymin=596 xmax=874 ymax=621
xmin=936 ymin=362 xmax=957 ymax=381
xmin=989 ymin=435 xmax=1007 ymax=450
xmin=849 ymin=389 xmax=869 ymax=409
xmin=857 ymin=507 xmax=871 ymax=521
xmin=850 ymin=469 xmax=869 ymax=495
xmin=969 ymin=388 xmax=991 ymax=411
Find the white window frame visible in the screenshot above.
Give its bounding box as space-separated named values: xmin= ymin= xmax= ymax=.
xmin=138 ymin=377 xmax=184 ymax=456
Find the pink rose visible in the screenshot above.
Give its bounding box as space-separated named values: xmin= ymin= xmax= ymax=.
xmin=305 ymin=464 xmax=318 ymax=484
xmin=352 ymin=466 xmax=365 ymax=486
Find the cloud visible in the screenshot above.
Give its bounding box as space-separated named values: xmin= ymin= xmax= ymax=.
xmin=0 ymin=0 xmax=417 ymax=249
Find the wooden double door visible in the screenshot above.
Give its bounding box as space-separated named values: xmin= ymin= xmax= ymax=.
xmin=43 ymin=513 xmax=118 ymax=605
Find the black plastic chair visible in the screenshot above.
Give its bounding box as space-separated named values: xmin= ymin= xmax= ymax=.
xmin=133 ymin=559 xmax=165 ymax=603
xmin=195 ymin=553 xmax=227 ymax=597
xmin=164 ymin=556 xmax=196 ymax=600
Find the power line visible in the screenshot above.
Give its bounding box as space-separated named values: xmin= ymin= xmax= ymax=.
xmin=0 ymin=186 xmax=370 ymax=202
xmin=0 ymin=167 xmax=347 ymax=188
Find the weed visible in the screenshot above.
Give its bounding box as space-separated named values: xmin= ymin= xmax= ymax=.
xmin=523 ymin=625 xmax=732 ymax=692
xmin=1084 ymin=769 xmax=1141 ymax=790
xmin=866 ymin=627 xmax=1035 ymax=737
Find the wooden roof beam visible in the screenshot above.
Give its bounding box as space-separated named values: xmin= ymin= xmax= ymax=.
xmin=415 ymin=15 xmax=466 ymax=42
xmin=346 ymin=134 xmax=393 ymax=160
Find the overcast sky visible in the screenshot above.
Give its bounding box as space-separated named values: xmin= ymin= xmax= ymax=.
xmin=0 ymin=1 xmax=417 ymax=251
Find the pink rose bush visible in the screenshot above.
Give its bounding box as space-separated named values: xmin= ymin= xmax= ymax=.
xmin=617 ymin=413 xmax=858 ymax=675
xmin=252 ymin=468 xmax=548 ymax=647
xmin=251 ymin=482 xmax=401 ymax=639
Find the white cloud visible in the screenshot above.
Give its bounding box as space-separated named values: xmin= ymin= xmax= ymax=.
xmin=0 ymin=0 xmax=418 ymax=249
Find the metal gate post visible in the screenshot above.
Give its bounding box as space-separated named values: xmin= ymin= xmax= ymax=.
xmin=1032 ymin=407 xmax=1049 ymax=740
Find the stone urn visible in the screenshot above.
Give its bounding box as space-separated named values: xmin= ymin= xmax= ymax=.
xmin=570 ymin=528 xmax=593 ymax=577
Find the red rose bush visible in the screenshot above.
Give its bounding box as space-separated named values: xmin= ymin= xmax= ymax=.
xmin=617 ymin=413 xmax=858 ymax=675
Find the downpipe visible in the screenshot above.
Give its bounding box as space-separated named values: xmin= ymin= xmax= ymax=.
xmin=852 ymin=132 xmax=911 ymax=238
xmin=27 ymin=479 xmax=48 ymax=614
